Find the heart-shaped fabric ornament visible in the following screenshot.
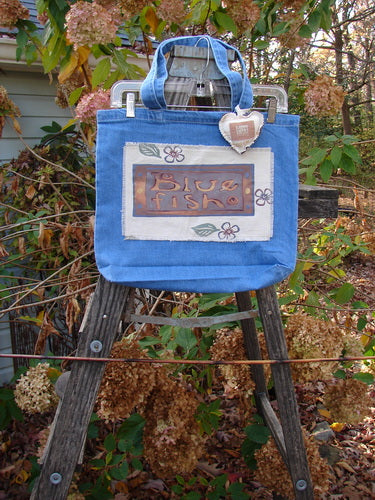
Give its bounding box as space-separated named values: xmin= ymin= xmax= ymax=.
xmin=219 ymin=107 xmax=264 ymax=154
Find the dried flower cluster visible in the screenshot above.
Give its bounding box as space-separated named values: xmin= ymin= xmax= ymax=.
xmin=97 ymin=337 xmax=205 ymax=476
xmin=36 ymin=426 xmax=51 ymax=463
xmin=0 ymin=85 xmax=21 ymax=137
xmin=142 ymin=372 xmax=205 ymax=476
xmin=116 ymin=0 xmax=149 ymax=18
xmin=37 ymin=11 xmax=49 ymax=25
xmin=278 ymin=13 xmax=309 ymax=49
xmin=14 ymin=363 xmax=59 ymax=414
xmin=304 ymin=75 xmax=345 ymax=117
xmin=157 ymin=0 xmax=186 ymax=25
xmin=366 ymin=359 xmax=375 ymax=376
xmin=281 ymin=0 xmax=305 ymax=10
xmin=0 ymin=0 xmax=29 ymax=29
xmin=254 ymin=430 xmax=332 ymax=498
xmin=323 ymin=378 xmax=373 ymax=424
xmin=75 ymin=89 xmax=111 ymax=125
xmin=342 ymin=333 xmax=363 ymax=358
xmin=55 ymin=71 xmax=87 ymax=109
xmin=65 ymin=1 xmax=120 ymax=49
xmin=225 ymin=0 xmax=260 ymax=33
xmin=284 ymin=311 xmax=345 ymax=382
xmin=210 ymin=327 xmax=255 ymax=399
xmin=97 ymin=337 xmax=157 ymax=421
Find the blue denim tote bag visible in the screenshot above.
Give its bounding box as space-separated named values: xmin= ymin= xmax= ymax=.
xmin=95 ymin=36 xmax=300 ymax=293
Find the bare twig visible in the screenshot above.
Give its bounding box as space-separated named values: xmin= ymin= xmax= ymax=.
xmin=0 ymin=250 xmax=94 ymax=318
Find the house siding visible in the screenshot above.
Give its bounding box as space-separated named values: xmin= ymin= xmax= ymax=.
xmin=0 ymin=69 xmax=72 ymax=383
xmin=1 ymin=69 xmax=72 ymax=164
xmin=0 ymin=1 xmax=149 ymax=384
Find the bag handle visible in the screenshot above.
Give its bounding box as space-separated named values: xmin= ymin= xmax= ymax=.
xmin=141 ymin=35 xmax=253 ymax=111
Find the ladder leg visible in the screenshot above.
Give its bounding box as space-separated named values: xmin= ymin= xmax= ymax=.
xmin=236 ymin=291 xmax=289 ymax=465
xmin=235 ymin=292 xmax=268 ymax=394
xmin=31 ymin=276 xmax=131 ymax=500
xmin=256 ymin=286 xmax=313 ymax=499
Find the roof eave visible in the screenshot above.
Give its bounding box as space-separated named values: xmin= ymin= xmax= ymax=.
xmin=0 ymin=37 xmax=150 ymax=74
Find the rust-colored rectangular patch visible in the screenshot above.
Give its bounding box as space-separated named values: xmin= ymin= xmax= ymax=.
xmin=133 ymin=164 xmax=254 ymax=217
xmin=229 ymin=120 xmax=256 ymax=142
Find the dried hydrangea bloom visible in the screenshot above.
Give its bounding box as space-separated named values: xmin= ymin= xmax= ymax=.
xmin=225 ymin=0 xmax=260 ymax=33
xmin=304 ymin=75 xmax=345 ymax=117
xmin=254 ymin=430 xmax=332 ymax=498
xmin=142 ymin=372 xmax=205 ymax=476
xmin=116 ymin=0 xmax=148 ymax=18
xmin=0 ymin=85 xmax=21 ymax=137
xmin=65 ymin=0 xmax=120 ymax=49
xmin=366 ymin=359 xmax=375 ymax=376
xmin=96 ymin=337 xmax=157 ymax=421
xmin=36 ymin=426 xmax=51 ymax=463
xmin=281 ymin=0 xmax=305 ymax=10
xmin=95 ymin=0 xmax=118 ymax=8
xmin=157 ymin=0 xmax=186 ymax=25
xmin=323 ymin=378 xmax=373 ymax=424
xmin=0 ymin=0 xmax=29 ymax=29
xmin=284 ymin=311 xmax=345 ymax=382
xmin=55 ymin=71 xmax=87 ymax=109
xmin=0 ymin=85 xmax=21 ymax=115
xmin=14 ymin=363 xmax=59 ymax=414
xmin=342 ymin=334 xmax=363 ymax=358
xmin=278 ymin=13 xmax=309 ymax=49
xmin=37 ymin=11 xmax=48 ymax=25
xmin=143 ymin=423 xmax=204 ymax=477
xmin=210 ymin=327 xmax=256 ymax=400
xmin=75 ymin=89 xmax=111 ymax=126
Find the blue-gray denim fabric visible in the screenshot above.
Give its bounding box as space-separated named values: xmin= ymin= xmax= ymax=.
xmin=141 ymin=35 xmax=253 ymax=111
xmin=95 ymin=108 xmax=300 ymax=293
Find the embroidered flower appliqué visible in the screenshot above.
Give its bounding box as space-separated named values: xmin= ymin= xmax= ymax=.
xmin=218 ymin=222 xmax=240 ymax=240
xmin=255 ymin=188 xmax=273 ymax=206
xmin=164 ymin=146 xmax=185 ymax=163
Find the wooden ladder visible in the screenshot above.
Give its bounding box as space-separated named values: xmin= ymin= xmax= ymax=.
xmin=31 ymin=45 xmax=338 ymax=500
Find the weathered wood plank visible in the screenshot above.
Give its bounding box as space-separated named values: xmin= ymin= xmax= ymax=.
xmin=299 ymin=185 xmax=339 ymax=199
xmin=31 ymin=277 xmax=131 ymax=500
xmin=236 ymin=291 xmax=292 ymax=468
xmin=298 ymin=185 xmax=339 ymax=218
xmin=258 ymin=393 xmax=287 ymax=463
xmin=235 ymin=292 xmax=268 ymax=395
xmin=298 ymin=198 xmax=338 ymax=218
xmin=256 ymin=286 xmax=313 ymax=500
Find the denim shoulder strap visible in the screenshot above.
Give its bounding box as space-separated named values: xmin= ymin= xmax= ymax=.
xmin=141 ymin=35 xmax=253 ymax=111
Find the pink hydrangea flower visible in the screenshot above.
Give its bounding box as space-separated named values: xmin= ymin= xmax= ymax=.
xmin=65 ymin=0 xmax=120 ymax=49
xmin=75 ymin=89 xmax=111 ymax=125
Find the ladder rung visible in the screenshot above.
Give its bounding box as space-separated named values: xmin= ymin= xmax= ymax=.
xmin=129 ymin=309 xmax=258 ymax=328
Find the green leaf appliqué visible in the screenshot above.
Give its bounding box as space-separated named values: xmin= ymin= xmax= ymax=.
xmin=192 ymin=223 xmax=219 ymax=237
xmin=139 ymin=143 xmax=161 ymax=158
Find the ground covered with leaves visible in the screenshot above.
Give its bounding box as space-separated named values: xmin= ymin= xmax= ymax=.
xmin=1 ymin=193 xmax=375 ymax=499
xmin=0 ymin=380 xmax=374 ymax=499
